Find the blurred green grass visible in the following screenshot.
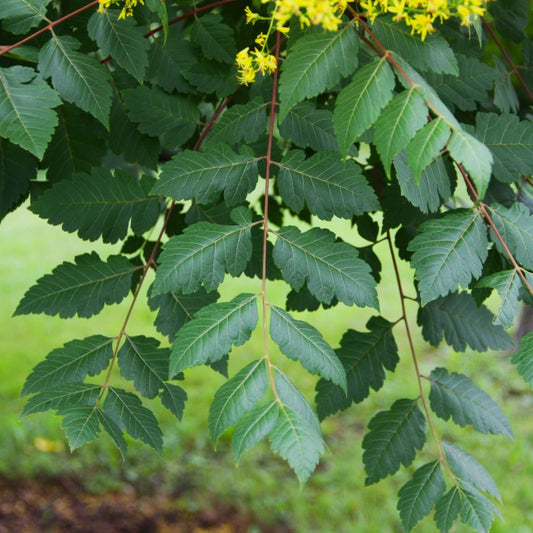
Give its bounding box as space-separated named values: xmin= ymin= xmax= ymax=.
xmin=1 ymin=206 xmax=532 ymax=532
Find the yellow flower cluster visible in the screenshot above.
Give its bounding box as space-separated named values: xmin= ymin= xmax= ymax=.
xmin=97 ymin=0 xmax=144 ymax=20
xmin=360 ymin=0 xmax=489 ymax=40
xmin=237 ymin=0 xmax=347 ymax=84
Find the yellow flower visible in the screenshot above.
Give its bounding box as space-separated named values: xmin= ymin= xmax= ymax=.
xmin=245 ymin=6 xmax=259 ymax=24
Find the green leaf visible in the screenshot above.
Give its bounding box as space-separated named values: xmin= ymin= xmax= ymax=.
xmin=0 ymin=138 xmax=35 ymax=220
xmin=442 ymin=442 xmax=500 ymax=501
xmin=475 ymin=270 xmax=522 ymax=328
xmin=148 ymin=287 xmax=220 ymax=341
xmin=405 ymin=117 xmax=451 ymax=180
xmin=448 ymin=128 xmax=492 ymax=199
xmin=23 ymin=383 xmax=101 ymax=416
xmin=278 ymin=25 xmax=359 ymax=121
xmin=60 ymin=406 xmax=101 ymax=450
xmin=39 ymin=35 xmax=112 ymax=127
xmin=489 ymin=202 xmax=533 ymax=270
xmin=434 ymin=487 xmax=461 ymax=533
xmin=428 ymin=367 xmax=513 ymax=438
xmin=397 ymin=461 xmax=446 ymax=532
xmin=493 ymin=55 xmax=519 ymax=114
xmin=275 ymin=150 xmax=379 ymax=220
xmin=394 ymin=151 xmax=452 ymax=214
xmin=418 ymin=292 xmax=512 ymax=352
xmin=232 ymin=400 xmax=279 ymax=462
xmin=159 ymin=383 xmax=187 ymax=420
xmin=205 ymin=97 xmax=268 ymax=147
xmin=87 ymin=9 xmax=149 ymax=83
xmin=209 ymin=358 xmax=269 ymax=446
xmin=15 ymin=252 xmax=139 ymax=318
xmin=511 ymin=331 xmax=533 ymax=387
xmin=0 ymin=66 xmax=61 ymax=158
xmin=96 ymin=410 xmax=127 ymax=457
xmin=279 ymin=102 xmax=356 ymax=154
xmin=0 ymin=0 xmax=50 ymax=34
xmin=191 ymin=13 xmax=236 ymax=64
xmin=373 ymin=16 xmax=458 ymax=75
xmin=104 ymin=387 xmax=163 ymax=453
xmin=22 ymin=336 xmax=114 ymax=396
xmin=269 ymin=405 xmax=325 ymax=484
xmin=169 ymin=293 xmax=258 ymax=376
xmin=118 ymin=335 xmax=170 ymax=399
xmin=270 ymin=305 xmax=346 ymax=391
xmin=274 ymin=226 xmax=378 ymax=308
xmin=489 ymin=0 xmax=528 ymax=42
xmin=459 ymin=486 xmax=499 ymax=533
xmin=409 ymin=210 xmax=488 ymax=305
xmin=30 ymin=168 xmax=161 ymax=243
xmin=374 ymin=88 xmax=428 ymax=175
xmin=121 ymin=86 xmax=199 ymax=151
xmin=334 ymin=57 xmax=396 ymax=156
xmin=475 ymin=113 xmax=533 ymax=183
xmin=152 ymin=208 xmax=253 ymax=295
xmin=315 ymin=316 xmax=399 ymax=419
xmin=362 ymin=398 xmax=426 ymax=485
xmin=152 ymin=145 xmax=258 ymax=206
xmin=183 ymin=60 xmax=238 ymax=98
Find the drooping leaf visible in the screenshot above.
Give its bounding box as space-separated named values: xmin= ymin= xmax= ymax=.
xmin=148 ymin=287 xmax=220 ymax=341
xmin=270 ymin=305 xmax=346 ymax=391
xmin=434 ymin=487 xmax=462 ymax=533
xmin=191 ymin=13 xmax=236 ymax=64
xmin=22 ymin=336 xmax=114 ymax=396
xmin=405 ymin=117 xmax=451 ymax=180
xmin=231 ymin=400 xmax=279 ymax=462
xmin=428 ymin=367 xmax=513 ymax=438
xmin=511 ymin=330 xmax=533 ymax=387
xmin=205 ymin=97 xmax=268 ymax=147
xmin=273 ymin=226 xmax=378 ymax=308
xmin=489 ymin=202 xmax=533 ymax=270
xmin=23 ymin=383 xmax=101 ymax=416
xmin=275 ymin=150 xmax=379 ymax=220
xmin=459 ymin=486 xmax=499 ymax=533
xmin=159 ymin=383 xmax=187 ymax=420
xmin=152 ymin=208 xmax=253 ymax=295
xmin=475 ymin=113 xmax=533 ymax=183
xmin=315 ymin=316 xmax=398 ymax=419
xmin=269 ymin=404 xmax=325 ymax=484
xmin=60 ymin=406 xmax=101 ymax=450
xmin=493 ymin=56 xmax=519 ymax=114
xmin=0 ymin=0 xmax=50 ymax=34
xmin=96 ymin=410 xmax=127 ymax=457
xmin=397 ymin=461 xmax=446 ymax=532
xmin=374 ymin=88 xmax=428 ymax=175
xmin=152 ymin=145 xmax=258 ymax=206
xmin=409 ymin=210 xmax=488 ymax=305
xmin=209 ymin=358 xmax=269 ymax=445
xmin=121 ymin=86 xmax=199 ymax=151
xmin=39 ymin=35 xmax=112 ymax=127
xmin=442 ymin=442 xmax=500 ymax=501
xmin=182 ymin=60 xmax=238 ymax=98
xmin=363 ymin=398 xmax=426 ymax=485
xmin=169 ymin=293 xmax=258 ymax=377
xmin=278 ymin=25 xmax=359 ymax=121
xmin=0 ymin=138 xmax=36 ymax=220
xmin=0 ymin=66 xmax=61 ymax=158
xmin=104 ymin=387 xmax=163 ymax=453
xmin=417 ymin=292 xmax=512 ymax=352
xmin=30 ymin=168 xmax=161 ymax=243
xmin=373 ymin=16 xmax=458 ymax=75
xmin=87 ymin=9 xmax=149 ymax=83
xmin=489 ymin=0 xmax=529 ymax=42
xmin=15 ymin=253 xmax=140 ymax=318
xmin=334 ymin=57 xmax=396 ymax=155
xmin=475 ymin=269 xmax=522 ymax=328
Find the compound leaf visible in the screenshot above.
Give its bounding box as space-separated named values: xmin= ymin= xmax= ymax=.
xmin=459 ymin=486 xmax=499 ymax=533
xmin=274 ymin=226 xmax=378 ymax=308
xmin=409 ymin=210 xmax=488 ymax=305
xmin=169 ymin=293 xmax=258 ymax=377
xmin=209 ymin=358 xmax=269 ymax=446
xmin=0 ymin=0 xmax=50 ymax=34
xmin=191 ymin=13 xmax=235 ymax=64
xmin=276 ymin=150 xmax=379 ymax=220
xmin=511 ymin=331 xmax=533 ymax=387
xmin=22 ymin=335 xmax=114 ymax=396
xmin=397 ymin=461 xmax=446 ymax=532
xmin=270 ymin=305 xmax=346 ymax=391
xmin=362 ymin=398 xmax=426 ymax=485
xmin=60 ymin=406 xmax=101 ymax=450
xmin=428 ymin=367 xmax=513 ymax=438
xmin=434 ymin=487 xmax=461 ymax=533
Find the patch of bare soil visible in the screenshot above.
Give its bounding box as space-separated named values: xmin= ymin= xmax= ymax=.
xmin=0 ymin=477 xmax=292 ymax=533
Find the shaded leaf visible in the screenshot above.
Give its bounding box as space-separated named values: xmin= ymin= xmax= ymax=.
xmin=511 ymin=331 xmax=533 ymax=387
xmin=23 ymin=383 xmax=101 ymax=416
xmin=159 ymin=383 xmax=187 ymax=420
xmin=0 ymin=0 xmax=50 ymax=34
xmin=97 ymin=410 xmax=127 ymax=458
xmin=191 ymin=13 xmax=236 ymax=64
